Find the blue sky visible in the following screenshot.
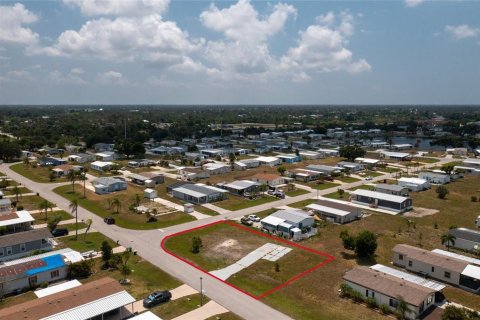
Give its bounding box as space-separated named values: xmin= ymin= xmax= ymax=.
xmin=0 ymin=0 xmax=479 ymax=105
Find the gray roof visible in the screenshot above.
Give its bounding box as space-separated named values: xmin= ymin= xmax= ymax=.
xmin=375 ymin=184 xmax=407 ymax=192
xmin=223 ymin=180 xmax=259 ymax=190
xmin=173 ymin=184 xmax=224 ymax=197
xmin=271 ymin=209 xmax=312 ymax=224
xmin=129 ymin=173 xmax=149 ymax=181
xmin=305 ymin=165 xmax=338 ymax=172
xmin=92 ymin=177 xmax=125 ymax=187
xmin=449 ymin=228 xmax=480 ymax=243
xmin=0 ymin=198 xmax=11 ymax=206
xmin=0 ymin=228 xmax=52 ymax=247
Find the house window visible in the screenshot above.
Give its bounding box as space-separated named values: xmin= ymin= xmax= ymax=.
xmin=399 ymin=254 xmax=404 ymax=260
xmin=6 ymin=247 xmax=12 ymax=255
xmin=389 ymin=298 xmax=398 ymax=308
xmin=0 ymin=248 xmax=3 ymax=257
xmin=408 ymin=260 xmax=412 ymax=267
xmin=427 ymin=296 xmax=433 ymax=304
xmin=20 ymin=243 xmax=26 ymax=252
xmin=431 ymin=266 xmax=435 ymax=273
xmin=372 ymin=292 xmax=375 ymax=298
xmin=51 ymin=270 xmax=60 ymax=278
xmin=366 ymin=289 xmax=369 ymax=297
xmin=444 ymin=271 xmax=451 ymax=279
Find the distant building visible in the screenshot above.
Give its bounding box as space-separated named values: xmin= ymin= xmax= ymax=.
xmin=454 ymin=158 xmax=480 ymax=175
xmin=305 ymin=164 xmax=340 ymax=176
xmin=350 ymin=189 xmax=413 ymax=213
xmin=90 ymin=161 xmax=114 ymax=172
xmin=92 ymin=177 xmax=127 ymax=194
xmin=337 ymin=161 xmax=364 ymax=172
xmin=172 ymin=184 xmax=228 ymax=204
xmin=306 ymin=199 xmax=362 ymax=224
xmin=67 ymin=153 xmax=95 ymax=163
xmin=260 ymin=209 xmax=316 ymax=240
xmin=254 ymin=156 xmax=281 ymax=167
xmin=418 ymin=171 xmax=450 ymax=184
xmin=288 ymin=169 xmax=322 ymax=182
xmin=397 ymin=177 xmax=430 ymax=192
xmin=221 ymin=180 xmax=259 ymax=195
xmin=203 ymin=162 xmax=231 ymax=175
xmin=447 ymin=228 xmax=480 ymax=252
xmin=276 ymin=154 xmax=301 ymax=163
xmin=379 ymin=151 xmax=412 ymax=161
xmin=375 ymin=184 xmax=409 ymax=196
xmin=250 ymin=173 xmax=286 ymax=188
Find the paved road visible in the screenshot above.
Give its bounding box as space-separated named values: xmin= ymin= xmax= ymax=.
xmin=1 ymin=157 xmax=451 ymax=319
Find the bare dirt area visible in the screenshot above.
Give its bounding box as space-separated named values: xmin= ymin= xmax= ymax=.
xmin=203 ymin=233 xmax=268 ymax=265
xmin=403 ymin=207 xmax=439 ymax=217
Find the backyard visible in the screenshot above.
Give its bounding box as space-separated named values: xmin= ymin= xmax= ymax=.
xmin=54 ymin=184 xmax=195 ymax=230
xmin=215 ymin=194 xmax=278 ymax=211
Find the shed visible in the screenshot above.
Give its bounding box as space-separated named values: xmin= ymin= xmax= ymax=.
xmin=144 ymin=188 xmax=157 ymax=200
xmin=184 ymin=203 xmax=194 ymax=213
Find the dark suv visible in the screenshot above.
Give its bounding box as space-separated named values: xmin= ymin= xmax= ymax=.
xmin=51 ymin=228 xmax=68 ymax=237
xmin=143 ymin=291 xmax=172 ymax=308
xmin=104 ymin=217 xmax=115 ymax=225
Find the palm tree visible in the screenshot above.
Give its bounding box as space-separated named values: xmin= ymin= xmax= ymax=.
xmin=82 ymin=166 xmax=89 ymax=198
xmin=84 ymin=218 xmax=92 ymax=240
xmin=441 ymin=233 xmax=456 ymax=251
xmin=395 ymin=296 xmax=409 ymax=320
xmin=69 ymin=199 xmax=79 ymax=240
xmin=23 ymin=157 xmax=30 ymax=168
xmin=67 ymin=170 xmax=77 ymax=193
xmin=111 ymin=197 xmax=121 ymax=214
xmin=38 ymin=200 xmax=53 ymax=221
xmin=134 ymin=194 xmax=141 ymax=207
xmin=12 ymin=186 xmax=21 ymax=202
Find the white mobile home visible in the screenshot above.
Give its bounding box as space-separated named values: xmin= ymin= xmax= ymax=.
xmin=447 ymin=228 xmax=480 ymax=252
xmin=306 ymin=200 xmax=362 ymax=224
xmin=397 ymin=177 xmax=431 ymax=192
xmin=254 ymin=156 xmax=281 ymax=167
xmin=350 ymin=189 xmax=413 ymax=213
xmin=418 ymin=171 xmax=450 ymax=184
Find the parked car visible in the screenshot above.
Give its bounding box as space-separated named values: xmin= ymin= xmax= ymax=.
xmin=365 ymin=176 xmax=373 ymax=181
xmin=274 ymin=191 xmax=285 ymax=199
xmin=248 ymin=214 xmax=260 ymax=222
xmin=267 ymin=190 xmax=274 ymax=195
xmin=324 ymin=176 xmax=334 ymax=182
xmin=51 ymin=228 xmax=68 ymax=237
xmin=104 ymin=217 xmax=115 ymax=224
xmin=240 ymin=216 xmax=253 ymax=226
xmin=143 ymin=291 xmax=172 ymax=308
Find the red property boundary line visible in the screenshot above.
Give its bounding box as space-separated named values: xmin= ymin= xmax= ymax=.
xmin=160 ymin=220 xmax=334 ymax=300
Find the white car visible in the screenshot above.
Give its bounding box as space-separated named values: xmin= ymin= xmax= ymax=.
xmin=248 ymin=214 xmax=260 ymax=222
xmin=365 ymin=176 xmax=372 ymax=181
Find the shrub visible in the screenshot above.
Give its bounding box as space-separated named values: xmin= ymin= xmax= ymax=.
xmin=39 ymin=282 xmax=48 ymax=289
xmin=339 ymin=283 xmax=352 ymax=298
xmin=351 ymin=291 xmax=364 ymax=303
xmin=16 ymin=205 xmax=23 ymax=211
xmin=471 ymin=196 xmax=478 ymax=202
xmin=380 ymin=304 xmax=391 ymax=315
xmin=191 ymin=236 xmax=202 ymax=254
xmin=366 ymin=297 xmax=377 ymax=309
xmin=354 ymin=230 xmax=378 ymax=258
xmin=340 ymin=230 xmax=355 ymax=250
xmin=67 ymin=260 xmax=92 ymax=279
xmin=436 ymin=185 xmax=449 ymax=199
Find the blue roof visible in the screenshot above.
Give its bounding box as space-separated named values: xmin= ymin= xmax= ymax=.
xmin=25 ymin=254 xmax=65 ymax=276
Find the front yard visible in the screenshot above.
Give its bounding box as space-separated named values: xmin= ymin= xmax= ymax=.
xmin=215 ymin=194 xmax=278 ymax=211
xmin=54 ymin=184 xmax=195 ymax=230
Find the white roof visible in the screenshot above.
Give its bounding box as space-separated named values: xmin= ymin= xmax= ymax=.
xmin=130 ymin=311 xmax=163 ymax=320
xmin=398 ymin=177 xmax=428 ymax=185
xmin=432 ymin=249 xmax=480 ymax=266
xmin=255 ymin=156 xmax=280 ymax=162
xmin=370 ymin=264 xmax=446 ymax=291
xmin=234 ymin=161 xmax=247 ymax=167
xmin=91 ymin=161 xmax=113 ymax=167
xmin=224 ymin=180 xmax=259 ymax=190
xmin=299 ymin=151 xmax=319 ymax=156
xmin=355 ymin=157 xmax=380 ymax=164
xmin=196 ymin=184 xmax=229 ymax=193
xmin=277 ymin=154 xmax=297 ymax=159
xmin=317 ymin=148 xmax=339 ymax=153
xmin=42 ymin=290 xmax=136 ymax=320
xmin=306 ymin=203 xmax=352 ymax=217
xmin=35 ymin=280 xmax=82 ymax=298
xmin=381 ymin=151 xmax=411 ymax=158
xmin=464 ymin=158 xmax=480 ymax=165
xmin=352 ymin=189 xmax=410 ymax=203
xmin=461 ymin=264 xmax=480 ymax=280
xmin=0 ymin=210 xmax=34 ymax=227
xmin=203 ymin=163 xmax=228 ymax=170
xmin=261 ymin=215 xmax=285 ymax=226
xmin=144 ymin=188 xmax=156 ymax=194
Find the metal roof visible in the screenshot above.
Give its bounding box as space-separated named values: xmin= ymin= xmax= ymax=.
xmin=271 ymin=209 xmax=312 ymax=224
xmin=261 ymin=215 xmax=285 ymax=226
xmin=448 ymin=228 xmax=480 ymax=243
xmin=461 ymin=265 xmax=480 ymax=280
xmin=398 ymin=177 xmax=429 ymax=185
xmin=35 ymin=280 xmax=82 ymax=298
xmin=173 ymin=184 xmax=227 ymax=198
xmin=0 ymin=210 xmax=34 ymax=227
xmin=306 ymin=203 xmax=352 ymax=217
xmin=431 ymin=249 xmax=480 ymax=266
xmin=42 ymin=291 xmax=136 ymax=320
xmin=375 ymin=184 xmax=407 ymax=192
xmin=223 ymin=180 xmax=259 ymax=190
xmin=351 ymin=189 xmax=410 ymax=203
xmin=370 ymin=264 xmax=446 ymax=291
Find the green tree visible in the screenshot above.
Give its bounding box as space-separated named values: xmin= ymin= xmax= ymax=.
xmin=111 ymin=197 xmax=121 ymax=213
xmin=47 ymin=214 xmax=62 ymax=232
xmin=394 ymin=296 xmax=409 ymax=320
xmin=339 ymin=145 xmax=366 ymax=161
xmin=101 ymin=240 xmax=113 ymax=268
xmin=441 ymin=233 xmax=456 ymax=251
xmin=436 ymin=185 xmax=449 ymax=199
xmin=354 ymin=230 xmax=378 ymax=258
xmin=120 ymin=251 xmax=131 ymax=282
xmin=67 ymin=260 xmax=92 ymax=279
xmin=340 ymin=230 xmax=355 ymax=250
xmin=277 ymin=166 xmax=286 ymax=176
xmin=191 ymin=236 xmax=203 ymax=254
xmin=229 ymin=153 xmax=236 ymax=169
xmin=69 ymin=199 xmax=79 ymax=240
xmin=67 ymin=170 xmax=78 ymax=193
xmin=83 ymin=218 xmax=92 ymax=240
xmin=337 ymin=188 xmax=345 ymax=198
xmin=12 ymin=186 xmax=21 ymax=202
xmin=441 ymin=164 xmax=455 ymax=175
xmin=259 ymin=183 xmax=268 ymax=195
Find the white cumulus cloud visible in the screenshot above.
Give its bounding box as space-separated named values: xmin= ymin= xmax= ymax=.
xmin=405 ymin=0 xmax=424 ymax=8
xmin=0 ymin=3 xmax=39 ymax=46
xmin=96 ymin=70 xmax=127 ymax=85
xmin=445 ymin=24 xmax=480 ymax=39
xmin=63 ymin=0 xmax=170 ymax=16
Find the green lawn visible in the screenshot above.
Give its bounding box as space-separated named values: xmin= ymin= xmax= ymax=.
xmin=15 ymin=195 xmax=48 ymax=211
xmin=205 ymin=312 xmax=243 ymax=320
xmin=285 ymin=188 xmax=309 ymax=197
xmin=363 ymin=170 xmax=384 ymax=177
xmin=152 ymin=294 xmax=210 ymax=320
xmin=2 ymin=186 xmax=30 ymax=196
xmin=62 ymin=222 xmax=88 ymax=232
xmin=311 ymin=182 xmax=340 ymax=190
xmin=32 ymin=210 xmax=72 ymax=224
xmin=336 ymin=176 xmax=360 ymax=183
xmin=10 ymin=163 xmax=56 ymax=183
xmin=288 ymin=199 xmax=317 ymax=208
xmin=324 ymin=190 xmax=350 ymax=200
xmin=379 ymin=166 xmax=402 ymax=173
xmin=194 ymin=205 xmax=219 ymax=216
xmin=413 ymin=157 xmax=440 ymax=164
xmin=54 ymin=184 xmax=195 ymax=230
xmin=215 ymin=194 xmax=278 ymax=211
xmin=58 ymin=231 xmax=116 ymax=252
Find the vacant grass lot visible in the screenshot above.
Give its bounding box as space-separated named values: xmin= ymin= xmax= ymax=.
xmin=54 ymin=184 xmax=195 ymax=230
xmin=15 ymin=195 xmax=48 ymax=211
xmin=194 ymin=205 xmax=219 ymax=216
xmin=163 ymin=222 xmax=330 ymax=298
xmin=413 ymin=157 xmax=440 ymax=164
xmin=205 ymin=312 xmax=243 ymax=320
xmin=152 ymin=294 xmax=210 ymax=320
xmin=10 ymin=163 xmax=59 ymax=183
xmin=284 ymin=188 xmax=309 ymax=197
xmin=288 ymin=199 xmax=317 ymax=208
xmin=336 ymin=176 xmax=361 ymax=183
xmin=32 ymin=210 xmax=72 ymax=224
xmin=57 ymin=231 xmax=116 ymax=252
xmin=215 ymin=194 xmax=278 ymax=211
xmin=310 ymin=181 xmax=340 ymax=190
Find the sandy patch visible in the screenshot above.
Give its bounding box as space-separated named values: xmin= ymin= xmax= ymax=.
xmin=216 ymin=239 xmax=239 ymax=249
xmin=404 ymin=207 xmax=439 ymax=217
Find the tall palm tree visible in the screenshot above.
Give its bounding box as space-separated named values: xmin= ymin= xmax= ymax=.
xmin=38 ymin=200 xmax=52 ymax=221
xmin=67 ymin=171 xmax=77 ymax=193
xmin=111 ymin=197 xmax=121 ymax=214
xmin=69 ymin=199 xmax=79 ymax=240
xmin=441 ymin=233 xmax=456 ymax=251
xmin=12 ymin=186 xmax=21 ymax=202
xmin=23 ymin=157 xmax=30 ymax=168
xmin=84 ymin=218 xmax=92 ymax=240
xmin=81 ymin=168 xmax=89 ymax=198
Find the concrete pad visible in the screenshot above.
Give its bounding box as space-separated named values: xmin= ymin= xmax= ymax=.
xmin=171 ymin=300 xmax=229 ymax=320
xmin=170 ymin=284 xmax=198 ymax=300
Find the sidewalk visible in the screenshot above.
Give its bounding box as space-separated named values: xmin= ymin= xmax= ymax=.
xmin=171 ymin=300 xmax=229 ymax=320
xmin=34 ymin=218 xmax=76 ymax=229
xmin=153 ymin=197 xmax=210 ymax=220
xmin=201 ymin=203 xmax=230 ymax=215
